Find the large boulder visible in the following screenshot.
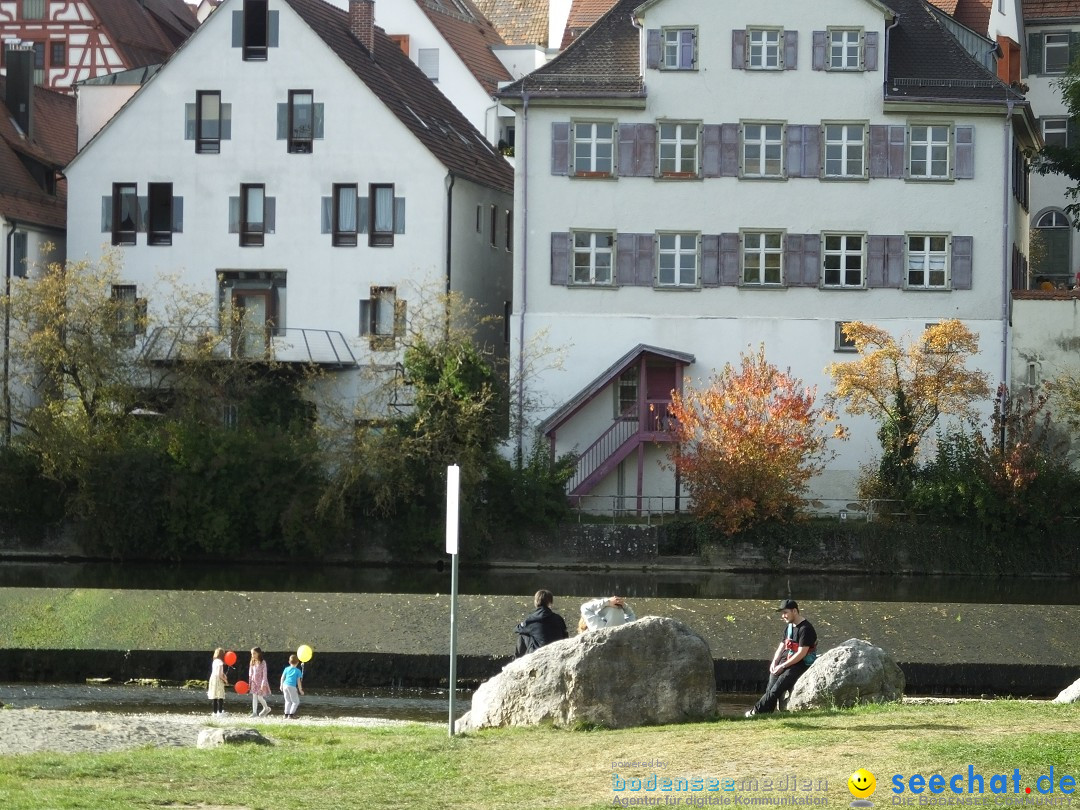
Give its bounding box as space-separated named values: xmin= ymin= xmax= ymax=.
xmin=1052 ymin=678 xmax=1080 ymax=703
xmin=786 ymin=638 xmax=904 ymax=710
xmin=455 ymin=616 xmax=716 ymax=732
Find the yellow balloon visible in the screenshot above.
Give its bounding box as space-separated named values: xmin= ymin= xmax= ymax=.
xmin=297 ymin=644 xmax=313 ymax=663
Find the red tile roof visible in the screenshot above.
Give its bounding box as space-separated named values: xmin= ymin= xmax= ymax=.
xmin=415 ymin=0 xmax=512 ymax=95
xmin=286 ymin=0 xmax=512 ymax=193
xmin=561 ymin=0 xmax=616 ymax=48
xmin=471 ymin=0 xmax=548 ymax=46
xmin=1023 ymin=0 xmax=1080 ymax=18
xmin=0 ymin=78 xmax=76 ymax=230
xmin=928 ymin=0 xmax=960 ymax=13
xmin=930 ymin=0 xmax=992 ymax=33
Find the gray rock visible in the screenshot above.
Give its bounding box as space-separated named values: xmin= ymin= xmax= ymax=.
xmin=196 ymin=727 xmax=272 ymax=749
xmin=786 ymin=638 xmax=905 ymax=710
xmin=455 ymin=615 xmax=716 ymax=732
xmin=1052 ymin=678 xmax=1080 ymax=703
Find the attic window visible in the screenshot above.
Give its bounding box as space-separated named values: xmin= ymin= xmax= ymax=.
xmin=243 ymin=0 xmax=269 ymax=61
xmin=418 ymin=48 xmax=439 ymax=81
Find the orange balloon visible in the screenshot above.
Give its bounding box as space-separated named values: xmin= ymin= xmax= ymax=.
xmin=224 ymin=650 xmax=237 ymax=666
xmin=234 ymin=680 xmax=249 ymax=694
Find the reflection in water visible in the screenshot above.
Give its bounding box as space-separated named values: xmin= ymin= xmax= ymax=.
xmin=0 ymin=561 xmax=1076 ymax=604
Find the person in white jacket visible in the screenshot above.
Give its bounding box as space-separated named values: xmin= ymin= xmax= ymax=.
xmin=580 ymin=595 xmax=636 ymax=631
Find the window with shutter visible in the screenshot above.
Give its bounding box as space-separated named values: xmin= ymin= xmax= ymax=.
xmin=370 ymin=184 xmax=396 ymax=246
xmin=572 ymin=231 xmax=616 ymax=285
xmin=288 ymin=90 xmax=314 ymax=154
xmin=572 ymin=121 xmax=615 ymax=177
xmin=658 ymin=121 xmax=700 ymax=177
xmin=661 ymin=27 xmax=697 ymax=70
xmin=905 ymin=234 xmax=949 ymax=289
xmin=741 ymin=123 xmax=784 ymax=178
xmin=112 ymin=183 xmax=138 ymax=246
xmin=746 ymin=28 xmax=783 ymax=69
xmin=195 ymin=91 xmax=222 ymax=153
xmin=1044 ymin=32 xmax=1070 ymax=74
xmin=826 ymin=28 xmax=862 ymax=70
xmin=147 ymin=183 xmax=173 ymax=246
xmin=332 ymin=184 xmax=358 ymax=246
xmin=823 ymin=123 xmax=866 ymax=178
xmin=656 ymin=232 xmax=699 ymax=287
xmin=240 ymin=184 xmax=265 ymax=247
xmin=741 ymin=231 xmax=784 ymax=285
xmin=908 ymin=124 xmax=952 ymax=180
xmin=822 ymin=233 xmax=866 ymax=288
xmin=241 ymin=0 xmax=269 ymax=61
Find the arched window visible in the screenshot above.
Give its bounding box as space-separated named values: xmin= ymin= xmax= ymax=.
xmin=1032 ymin=209 xmax=1072 ymax=288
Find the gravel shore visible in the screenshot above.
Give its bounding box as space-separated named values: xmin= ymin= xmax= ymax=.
xmin=0 ymin=707 xmax=433 ymax=756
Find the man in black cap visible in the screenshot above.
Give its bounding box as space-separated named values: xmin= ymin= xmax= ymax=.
xmin=746 ymin=599 xmax=817 ymax=717
xmin=514 ymin=589 xmax=569 ymax=657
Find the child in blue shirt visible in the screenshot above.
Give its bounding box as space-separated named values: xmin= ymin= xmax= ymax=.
xmin=280 ymin=654 xmax=305 ymax=719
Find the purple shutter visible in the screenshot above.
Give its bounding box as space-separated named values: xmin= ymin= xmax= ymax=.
xmin=551 ymin=122 xmax=569 ymax=176
xmin=702 ymin=125 xmax=722 ymax=177
xmin=679 ymin=29 xmax=695 ymax=69
xmin=732 ymin=29 xmax=745 ymax=69
xmin=786 ymin=125 xmax=803 ymax=177
xmin=802 ymin=125 xmax=820 ymax=177
xmin=784 ymin=234 xmax=802 ymax=285
xmin=721 ymin=123 xmax=739 ymax=176
xmin=636 ymin=124 xmax=656 ymax=177
xmin=647 ymin=29 xmax=661 ymax=69
xmin=955 ymin=126 xmax=975 ymax=179
xmin=812 ymin=31 xmax=826 ymax=70
xmin=551 ymin=232 xmax=570 ymax=285
xmin=866 ymin=235 xmax=886 ymax=287
xmin=885 ymin=235 xmax=905 ymax=288
xmin=952 ymin=236 xmax=973 ymax=289
xmin=635 ymin=234 xmax=655 ymax=286
xmin=618 ymin=125 xmax=637 ymax=176
xmin=864 ymin=32 xmax=879 ymax=71
xmin=617 ymin=233 xmax=636 ymax=285
xmin=720 ymin=233 xmax=740 ymax=285
xmin=889 ymin=126 xmax=907 ymax=179
xmin=783 ymin=30 xmax=798 ymax=70
xmin=702 ymin=235 xmax=720 ymax=287
xmin=869 ymin=125 xmax=888 ymax=178
xmin=802 ymin=234 xmax=821 ymax=286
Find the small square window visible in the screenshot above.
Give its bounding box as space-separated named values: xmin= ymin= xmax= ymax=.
xmin=835 ymin=322 xmax=857 ymax=352
xmin=49 ymin=40 xmax=65 ymax=68
xmin=1043 ymin=118 xmax=1068 ymax=149
xmin=906 ymin=234 xmax=949 ymax=289
xmin=822 ymin=233 xmax=865 ymax=288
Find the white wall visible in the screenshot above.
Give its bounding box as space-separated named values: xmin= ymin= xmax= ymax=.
xmin=75 ymin=84 xmax=139 ymax=150
xmin=509 ymin=0 xmax=1022 ymax=502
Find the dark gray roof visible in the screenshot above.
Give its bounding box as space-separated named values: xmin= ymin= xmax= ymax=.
xmin=883 ymin=0 xmax=1026 ymax=104
xmin=499 ymin=0 xmax=1025 ymax=108
xmin=287 ymin=0 xmax=512 ymax=193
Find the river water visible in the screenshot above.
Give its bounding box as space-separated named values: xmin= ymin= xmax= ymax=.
xmin=2 ymin=560 xmax=1076 ymax=604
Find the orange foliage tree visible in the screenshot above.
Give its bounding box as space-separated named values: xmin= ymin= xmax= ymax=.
xmin=666 ymin=345 xmax=843 ymax=535
xmin=826 ymin=320 xmax=990 ymax=494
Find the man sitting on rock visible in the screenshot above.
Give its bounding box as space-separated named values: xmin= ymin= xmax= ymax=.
xmin=514 ymin=589 xmax=569 ymax=657
xmin=746 ymin=599 xmax=817 ymax=717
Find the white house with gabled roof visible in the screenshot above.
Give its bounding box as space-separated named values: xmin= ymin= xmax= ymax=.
xmin=63 ymin=0 xmax=513 ymax=419
xmin=498 ymin=0 xmax=1038 ymax=513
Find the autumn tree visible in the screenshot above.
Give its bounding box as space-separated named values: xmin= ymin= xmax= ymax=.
xmin=666 ymin=345 xmax=842 ymax=536
xmin=826 ymin=320 xmax=990 ymax=497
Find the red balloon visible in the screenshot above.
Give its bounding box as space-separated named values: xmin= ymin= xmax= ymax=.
xmin=223 ymin=650 xmax=237 ymax=666
xmin=234 ymin=680 xmax=249 ymax=694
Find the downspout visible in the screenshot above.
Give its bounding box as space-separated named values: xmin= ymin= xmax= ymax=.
xmin=3 ymin=219 xmax=16 ymax=446
xmin=884 ymin=12 xmax=900 ymax=97
xmin=514 ymin=90 xmax=530 ymax=466
xmin=1001 ymin=98 xmax=1016 ymax=429
xmin=445 ymin=172 xmax=455 ymax=340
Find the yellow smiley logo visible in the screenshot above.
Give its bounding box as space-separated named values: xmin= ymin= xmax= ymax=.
xmin=848 ymin=768 xmax=876 ymax=798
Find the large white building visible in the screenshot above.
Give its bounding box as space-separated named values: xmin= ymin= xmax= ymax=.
xmin=64 ymin=0 xmax=513 ymax=418
xmin=498 ymin=0 xmax=1038 ymax=512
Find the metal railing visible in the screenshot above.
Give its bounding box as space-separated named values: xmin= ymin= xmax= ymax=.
xmin=569 ymin=494 xmax=683 ymax=525
xmin=567 ymin=416 xmax=639 ymax=493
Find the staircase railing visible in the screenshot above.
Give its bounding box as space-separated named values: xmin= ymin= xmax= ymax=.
xmin=568 ymin=415 xmax=639 ymax=493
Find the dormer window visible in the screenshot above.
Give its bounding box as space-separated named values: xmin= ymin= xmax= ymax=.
xmin=243 ymin=0 xmax=269 ymax=61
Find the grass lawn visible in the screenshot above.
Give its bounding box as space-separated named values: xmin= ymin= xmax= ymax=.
xmin=2 ymin=700 xmax=1077 ymax=810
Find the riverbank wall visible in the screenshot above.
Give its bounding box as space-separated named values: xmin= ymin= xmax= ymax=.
xmin=1 ymin=589 xmax=1075 ymax=697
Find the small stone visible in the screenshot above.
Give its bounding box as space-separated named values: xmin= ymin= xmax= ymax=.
xmin=196 ymin=727 xmax=273 ymax=749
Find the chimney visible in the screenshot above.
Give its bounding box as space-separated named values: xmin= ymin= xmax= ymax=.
xmin=4 ymin=42 xmax=34 ymax=140
xmin=349 ymin=0 xmax=375 ymax=56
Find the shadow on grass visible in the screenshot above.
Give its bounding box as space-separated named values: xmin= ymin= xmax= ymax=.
xmin=777 ymin=721 xmax=967 ymax=732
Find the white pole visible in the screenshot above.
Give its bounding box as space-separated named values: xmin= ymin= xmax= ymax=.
xmin=446 ymin=464 xmax=460 ymax=736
